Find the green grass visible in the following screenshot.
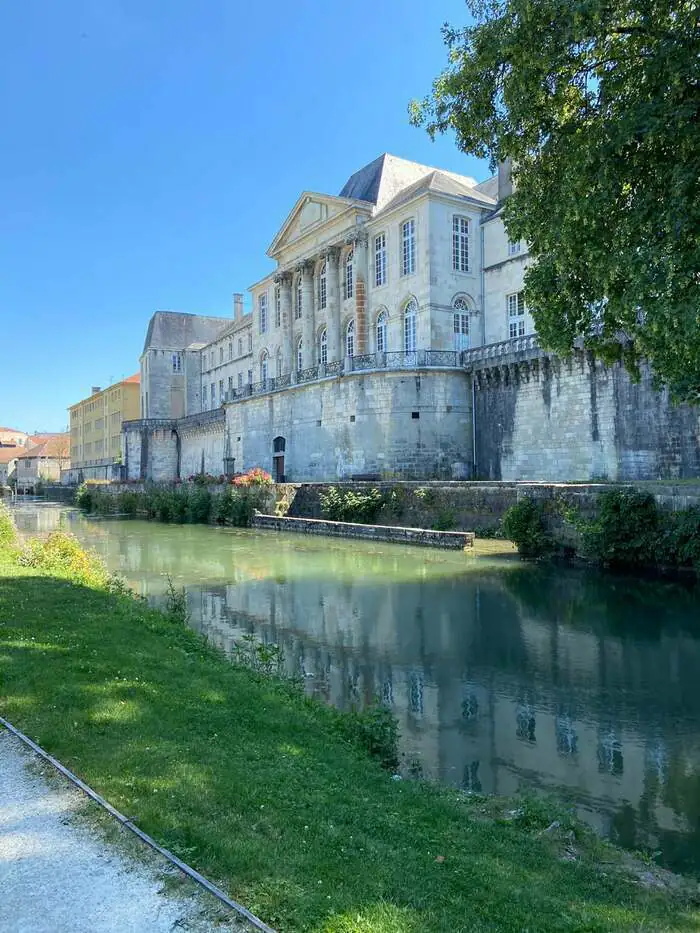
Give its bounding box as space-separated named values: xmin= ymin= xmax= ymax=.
xmin=1 ymin=530 xmax=699 ymax=931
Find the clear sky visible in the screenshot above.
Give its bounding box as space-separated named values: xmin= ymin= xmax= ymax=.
xmin=0 ymin=0 xmax=486 ymax=433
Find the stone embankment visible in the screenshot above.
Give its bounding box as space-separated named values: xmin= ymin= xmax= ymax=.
xmin=251 ymin=513 xmax=474 ymax=549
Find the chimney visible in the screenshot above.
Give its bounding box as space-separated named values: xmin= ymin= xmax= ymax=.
xmin=497 ymin=158 xmax=513 ymax=202
xmin=233 ymin=293 xmax=243 ymax=320
xmin=91 ymin=386 xmax=102 ymax=395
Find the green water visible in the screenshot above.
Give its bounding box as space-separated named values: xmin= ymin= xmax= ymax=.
xmin=11 ymin=500 xmax=700 ymax=875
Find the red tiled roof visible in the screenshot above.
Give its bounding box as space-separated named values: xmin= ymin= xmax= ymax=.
xmin=0 ymin=426 xmax=25 ymax=433
xmin=17 ymin=434 xmax=70 ymax=460
xmin=123 ymin=373 xmax=140 ymax=384
xmin=0 ymin=448 xmax=19 ymax=464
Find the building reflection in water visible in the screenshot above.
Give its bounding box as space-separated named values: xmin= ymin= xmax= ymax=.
xmin=10 ymin=502 xmax=700 ymax=874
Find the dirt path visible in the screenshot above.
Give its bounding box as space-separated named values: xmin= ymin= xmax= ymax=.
xmin=0 ymin=730 xmax=251 ymax=933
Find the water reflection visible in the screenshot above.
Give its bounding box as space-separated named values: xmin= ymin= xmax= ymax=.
xmin=10 ymin=501 xmax=700 ymax=874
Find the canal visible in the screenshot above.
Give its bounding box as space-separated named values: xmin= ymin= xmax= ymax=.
xmin=10 ymin=499 xmax=700 ymax=875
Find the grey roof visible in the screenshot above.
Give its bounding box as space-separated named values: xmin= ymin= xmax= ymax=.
xmin=142 ymin=311 xmax=230 ymax=354
xmin=374 ymin=170 xmax=497 ymax=217
xmin=338 ymin=153 xmax=484 ymax=211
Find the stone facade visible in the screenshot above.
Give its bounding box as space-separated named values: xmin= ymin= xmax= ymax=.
xmin=121 ymin=153 xmax=700 ymax=485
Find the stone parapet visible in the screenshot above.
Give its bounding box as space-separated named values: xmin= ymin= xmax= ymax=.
xmin=251 ymin=512 xmax=475 ymax=550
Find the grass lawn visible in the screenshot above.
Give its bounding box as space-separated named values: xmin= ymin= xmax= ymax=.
xmin=1 ymin=536 xmax=699 ymax=932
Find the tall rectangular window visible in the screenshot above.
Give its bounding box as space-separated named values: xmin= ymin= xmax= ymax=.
xmin=202 ymin=384 xmax=208 ymax=409
xmin=345 ymin=250 xmax=354 ymax=300
xmin=374 ymin=233 xmax=387 ymax=287
xmin=247 ymin=369 xmax=253 ymax=384
xmin=211 ymin=382 xmax=216 ymax=404
xmin=227 ymin=375 xmax=233 ymax=393
xmin=172 ymin=353 xmax=181 ymax=372
xmin=452 ymin=216 xmax=470 ymax=272
xmin=319 ymin=264 xmax=327 ymax=309
xmin=274 ymin=286 xmax=281 ymax=327
xmin=248 ymin=333 xmax=252 ymax=352
xmin=401 ymin=219 xmax=415 ymax=276
xmin=259 ymin=293 xmax=268 ymax=334
xmin=507 ymin=291 xmax=526 ymax=338
xmin=237 ymin=373 xmax=243 ymax=389
xmin=219 ymin=346 xmax=224 ymax=364
xmin=295 ymin=278 xmax=303 ymax=318
xmin=219 ymin=379 xmax=224 ymax=402
xmin=228 ymin=341 xmax=233 ymax=360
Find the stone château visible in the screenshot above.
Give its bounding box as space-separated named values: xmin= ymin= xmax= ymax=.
xmin=125 ymin=154 xmax=700 ymax=483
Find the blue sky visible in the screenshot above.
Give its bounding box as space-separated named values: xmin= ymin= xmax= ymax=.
xmin=0 ymin=0 xmax=486 ymax=432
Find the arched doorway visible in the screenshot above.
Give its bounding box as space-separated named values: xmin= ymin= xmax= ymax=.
xmin=273 ymin=436 xmax=286 ymax=482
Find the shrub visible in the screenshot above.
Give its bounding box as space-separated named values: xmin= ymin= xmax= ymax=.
xmin=319 ymin=486 xmax=385 ymax=524
xmin=16 ymin=532 xmax=108 ymax=588
xmin=501 ymin=497 xmax=552 ymax=558
xmin=335 ymin=704 xmax=400 ymax=772
xmin=187 ymin=487 xmax=212 ymax=523
xmin=188 ymin=473 xmax=225 ymax=486
xmin=116 ymin=490 xmax=140 ymax=515
xmin=432 ymin=508 xmax=456 ymax=531
xmin=75 ymin=482 xmax=93 ymax=511
xmin=662 ymin=507 xmax=700 ymax=568
xmin=213 ymin=488 xmax=261 ymax=526
xmin=0 ymin=504 xmax=17 ymax=548
xmin=580 ymin=490 xmax=660 ymax=567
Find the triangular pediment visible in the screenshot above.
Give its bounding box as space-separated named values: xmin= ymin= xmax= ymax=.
xmin=267 ymin=191 xmax=368 ymax=258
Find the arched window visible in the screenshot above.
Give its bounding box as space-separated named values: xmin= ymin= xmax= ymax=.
xmin=403 ymin=298 xmax=417 ymax=353
xmin=296 ymin=336 xmax=303 ymax=372
xmin=319 ymin=261 xmax=327 ymax=310
xmin=276 ymin=347 xmax=283 ymax=378
xmin=345 ymin=249 xmax=354 ymax=299
xmin=319 ymin=328 xmax=328 ymax=366
xmin=376 ymin=310 xmax=388 ymax=353
xmin=260 ymin=351 xmax=269 ymax=383
xmin=346 ymin=319 xmax=355 ymax=358
xmin=453 ymin=297 xmax=470 ymax=351
xmin=295 ymin=276 xmax=303 ymax=319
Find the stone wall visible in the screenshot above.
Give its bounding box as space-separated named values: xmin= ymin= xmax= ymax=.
xmin=123 ymin=423 xmax=179 ymax=483
xmin=226 ymin=369 xmax=472 ymax=481
xmin=473 ymin=352 xmax=700 ymax=481
xmin=251 ymin=513 xmax=474 ymax=549
xmin=179 ymin=417 xmax=226 ymax=478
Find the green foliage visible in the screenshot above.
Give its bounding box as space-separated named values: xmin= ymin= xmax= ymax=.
xmin=412 ymin=0 xmax=700 ymax=402
xmin=16 ymin=532 xmax=108 ymax=587
xmin=232 ymin=633 xmax=286 ymax=677
xmin=0 ymin=504 xmax=17 ymax=548
xmin=335 ymin=703 xmax=400 ymax=772
xmin=320 ymin=486 xmax=385 ymax=524
xmin=213 ymin=487 xmax=261 ymax=527
xmin=116 ymin=490 xmax=140 ymax=515
xmin=186 ymin=486 xmax=212 ymax=523
xmin=501 ymin=497 xmax=553 ymax=558
xmin=662 ymin=507 xmax=700 ymax=569
xmin=75 ymin=482 xmax=93 ymax=511
xmin=580 ymin=490 xmax=661 ymax=566
xmin=164 ymin=574 xmax=190 ymax=624
xmin=432 ymin=508 xmax=456 ymax=532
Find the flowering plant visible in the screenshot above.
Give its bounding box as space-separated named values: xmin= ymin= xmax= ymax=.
xmin=232 ymin=467 xmax=273 ymax=487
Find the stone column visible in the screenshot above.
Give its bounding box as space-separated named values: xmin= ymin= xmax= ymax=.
xmin=325 ymin=246 xmax=341 ymax=364
xmin=275 ymin=271 xmax=293 ymax=374
xmin=301 ymin=260 xmax=315 ymax=369
xmin=352 ymin=229 xmax=369 ymax=355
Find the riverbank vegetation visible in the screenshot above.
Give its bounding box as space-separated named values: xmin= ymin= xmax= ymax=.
xmin=1 ymin=503 xmax=699 ymax=931
xmin=76 ymin=470 xmax=272 ymax=527
xmin=503 ymin=491 xmax=700 ymax=571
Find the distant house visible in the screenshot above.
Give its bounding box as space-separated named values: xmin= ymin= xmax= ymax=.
xmin=0 ymin=426 xmax=30 ymax=448
xmin=0 ymin=447 xmax=19 ymax=486
xmin=15 ymin=434 xmax=70 ymax=492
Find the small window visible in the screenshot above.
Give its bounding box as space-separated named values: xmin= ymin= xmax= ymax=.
xmin=376 ymin=310 xmax=387 ymax=353
xmin=508 ymin=239 xmax=521 ymax=256
xmin=453 ymin=216 xmax=470 ymax=272
xmin=295 ymin=276 xmax=303 ymax=319
xmin=345 ymin=319 xmax=355 ymax=358
xmin=319 ymin=328 xmax=327 ymax=366
xmin=401 ymin=219 xmax=415 ymax=276
xmin=507 ymin=291 xmax=526 ymax=338
xmin=411 ymin=411 xmax=420 ymax=420
xmin=345 ymin=249 xmax=354 ymax=299
xmin=349 ymin=414 xmax=356 ymax=423
xmin=248 ymin=333 xmax=252 ymax=353
xmin=259 ymin=293 xmax=268 ymax=334
xmin=296 ymin=336 xmax=303 ymax=372
xmin=374 ymin=233 xmax=387 ymax=287
xmin=319 ymin=262 xmax=327 ymax=310
xmin=403 ymin=298 xmax=417 ymax=352
xmin=274 ymin=286 xmax=281 ymax=327
xmin=172 ymin=353 xmax=181 ymax=372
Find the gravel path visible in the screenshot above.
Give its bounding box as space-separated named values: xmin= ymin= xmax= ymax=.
xmin=0 ymin=730 xmax=251 ymax=933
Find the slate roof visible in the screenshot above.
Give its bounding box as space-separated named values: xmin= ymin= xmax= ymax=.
xmin=374 ymin=170 xmax=497 ymax=218
xmin=338 ymin=153 xmax=484 ymax=211
xmin=142 ymin=311 xmax=230 ymax=354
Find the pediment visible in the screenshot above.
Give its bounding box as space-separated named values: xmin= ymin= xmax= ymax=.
xmin=267 ymin=192 xmax=365 ymax=258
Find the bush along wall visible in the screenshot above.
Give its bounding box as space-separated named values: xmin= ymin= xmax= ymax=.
xmin=502 ymin=490 xmax=700 ymax=573
xmin=75 ymin=469 xmax=274 ymax=528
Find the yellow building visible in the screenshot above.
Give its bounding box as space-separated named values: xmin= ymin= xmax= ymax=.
xmin=68 ymin=375 xmax=140 ymax=480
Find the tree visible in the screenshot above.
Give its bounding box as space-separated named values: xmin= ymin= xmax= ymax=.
xmin=411 ymin=0 xmax=700 ymax=401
